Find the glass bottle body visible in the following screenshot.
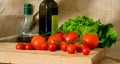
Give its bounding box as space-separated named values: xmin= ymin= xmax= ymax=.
xmin=17 ymin=3 xmax=34 ymax=43
xmin=39 ymin=0 xmax=58 ymax=36
xmin=18 ymin=14 xmax=33 ymax=42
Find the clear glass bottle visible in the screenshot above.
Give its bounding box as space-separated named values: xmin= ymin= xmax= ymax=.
xmin=39 ymin=0 xmax=58 ymax=36
xmin=18 ymin=3 xmax=33 ymax=43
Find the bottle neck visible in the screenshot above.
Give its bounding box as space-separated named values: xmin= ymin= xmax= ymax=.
xmin=18 ymin=14 xmax=32 ymax=35
xmin=24 ymin=11 xmax=32 ymax=25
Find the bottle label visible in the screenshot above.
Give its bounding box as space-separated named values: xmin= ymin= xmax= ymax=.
xmin=52 ymin=15 xmax=58 ymax=34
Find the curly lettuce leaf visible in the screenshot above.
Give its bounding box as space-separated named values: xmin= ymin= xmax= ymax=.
xmin=59 ymin=16 xmax=100 ymax=36
xmin=58 ymin=16 xmax=118 ymax=48
xmin=98 ymin=28 xmax=118 ymax=48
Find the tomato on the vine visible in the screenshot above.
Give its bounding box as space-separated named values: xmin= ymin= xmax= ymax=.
xmin=63 ymin=33 xmax=69 ymax=41
xmin=82 ymin=45 xmax=90 ymax=55
xmin=48 ymin=43 xmax=57 ymax=51
xmin=40 ymin=43 xmax=48 ymax=50
xmin=48 ymin=34 xmax=63 ymax=44
xmin=67 ymin=44 xmax=76 ymax=54
xmin=31 ymin=35 xmax=47 ymax=50
xmin=55 ymin=31 xmax=64 ymax=38
xmin=82 ymin=33 xmax=99 ymax=49
xmin=74 ymin=42 xmax=82 ymax=52
xmin=69 ymin=32 xmax=78 ymax=39
xmin=60 ymin=41 xmax=67 ymax=52
xmin=16 ymin=43 xmax=25 ymax=50
xmin=63 ymin=32 xmax=78 ymax=43
xmin=25 ymin=43 xmax=33 ymax=50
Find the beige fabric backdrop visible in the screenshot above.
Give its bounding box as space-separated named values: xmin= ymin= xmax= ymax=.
xmin=0 ymin=0 xmax=120 ymax=64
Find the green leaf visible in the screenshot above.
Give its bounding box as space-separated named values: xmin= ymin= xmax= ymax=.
xmin=58 ymin=16 xmax=118 ymax=48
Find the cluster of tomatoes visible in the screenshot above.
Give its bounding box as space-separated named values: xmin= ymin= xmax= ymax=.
xmin=16 ymin=31 xmax=99 ymax=55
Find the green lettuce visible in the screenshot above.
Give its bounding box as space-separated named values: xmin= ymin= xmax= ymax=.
xmin=58 ymin=16 xmax=118 ymax=48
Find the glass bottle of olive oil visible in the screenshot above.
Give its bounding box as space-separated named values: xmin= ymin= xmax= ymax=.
xmin=39 ymin=0 xmax=58 ymax=36
xmin=18 ymin=3 xmax=33 ymax=43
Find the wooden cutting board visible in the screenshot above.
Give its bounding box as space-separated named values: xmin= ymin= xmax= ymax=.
xmin=0 ymin=42 xmax=105 ymax=64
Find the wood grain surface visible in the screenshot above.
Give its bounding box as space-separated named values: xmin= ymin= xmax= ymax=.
xmin=0 ymin=42 xmax=105 ymax=64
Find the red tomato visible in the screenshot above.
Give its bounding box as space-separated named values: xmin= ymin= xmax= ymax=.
xmin=63 ymin=33 xmax=69 ymax=41
xmin=25 ymin=43 xmax=33 ymax=50
xmin=63 ymin=32 xmax=78 ymax=43
xmin=67 ymin=44 xmax=76 ymax=54
xmin=40 ymin=43 xmax=48 ymax=50
xmin=74 ymin=42 xmax=82 ymax=52
xmin=55 ymin=31 xmax=64 ymax=38
xmin=60 ymin=41 xmax=67 ymax=52
xmin=31 ymin=35 xmax=47 ymax=50
xmin=48 ymin=34 xmax=63 ymax=44
xmin=69 ymin=32 xmax=78 ymax=39
xmin=16 ymin=43 xmax=25 ymax=50
xmin=82 ymin=34 xmax=99 ymax=49
xmin=82 ymin=45 xmax=90 ymax=55
xmin=48 ymin=43 xmax=57 ymax=51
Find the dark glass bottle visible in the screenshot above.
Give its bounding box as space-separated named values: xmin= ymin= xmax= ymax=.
xmin=17 ymin=3 xmax=33 ymax=43
xmin=39 ymin=0 xmax=58 ymax=36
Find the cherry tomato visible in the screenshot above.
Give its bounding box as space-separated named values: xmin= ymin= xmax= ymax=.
xmin=31 ymin=35 xmax=47 ymax=50
xmin=63 ymin=33 xmax=69 ymax=41
xmin=40 ymin=43 xmax=48 ymax=50
xmin=60 ymin=41 xmax=67 ymax=52
xmin=48 ymin=34 xmax=63 ymax=44
xmin=25 ymin=43 xmax=33 ymax=50
xmin=82 ymin=34 xmax=99 ymax=49
xmin=63 ymin=32 xmax=78 ymax=43
xmin=67 ymin=44 xmax=76 ymax=54
xmin=48 ymin=43 xmax=57 ymax=51
xmin=55 ymin=31 xmax=64 ymax=38
xmin=74 ymin=42 xmax=82 ymax=52
xmin=82 ymin=45 xmax=90 ymax=55
xmin=16 ymin=43 xmax=25 ymax=50
xmin=69 ymin=32 xmax=78 ymax=39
